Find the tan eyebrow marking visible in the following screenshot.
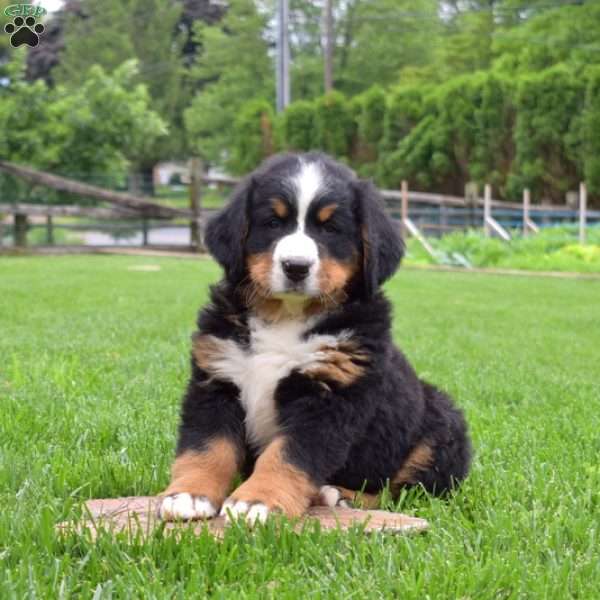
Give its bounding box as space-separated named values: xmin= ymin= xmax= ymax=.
xmin=317 ymin=203 xmax=338 ymax=223
xmin=271 ymin=198 xmax=289 ymax=218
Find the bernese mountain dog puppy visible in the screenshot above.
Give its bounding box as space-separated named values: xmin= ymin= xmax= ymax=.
xmin=159 ymin=152 xmax=471 ymax=524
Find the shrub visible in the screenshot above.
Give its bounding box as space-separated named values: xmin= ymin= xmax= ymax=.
xmin=314 ymin=91 xmax=353 ymax=158
xmin=508 ymin=65 xmax=584 ymax=201
xmin=280 ymin=100 xmax=317 ymax=151
xmin=581 ymin=67 xmax=600 ymax=195
xmin=229 ymin=99 xmax=274 ymax=174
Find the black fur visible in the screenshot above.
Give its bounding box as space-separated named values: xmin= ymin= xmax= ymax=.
xmin=174 ymin=152 xmax=471 ymax=502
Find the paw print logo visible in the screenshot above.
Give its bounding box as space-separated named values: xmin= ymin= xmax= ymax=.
xmin=4 ymin=15 xmax=44 ymax=47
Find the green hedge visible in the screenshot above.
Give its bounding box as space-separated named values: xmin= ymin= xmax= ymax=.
xmin=229 ymin=99 xmax=274 ymax=175
xmin=233 ymin=68 xmax=600 ymax=203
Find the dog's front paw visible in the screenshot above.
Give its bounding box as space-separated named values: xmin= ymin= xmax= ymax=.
xmin=220 ymin=479 xmax=310 ymax=525
xmin=220 ymin=498 xmax=271 ymax=525
xmin=159 ymin=493 xmax=218 ymax=521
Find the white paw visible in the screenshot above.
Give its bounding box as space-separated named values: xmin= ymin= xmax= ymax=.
xmin=220 ymin=499 xmax=270 ymax=525
xmin=159 ymin=493 xmax=217 ymax=521
xmin=318 ymin=485 xmax=351 ymax=508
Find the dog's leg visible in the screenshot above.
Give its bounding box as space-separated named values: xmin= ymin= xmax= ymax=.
xmin=159 ymin=379 xmax=245 ymax=521
xmin=220 ymin=436 xmax=317 ymax=523
xmin=221 ymin=371 xmax=374 ymax=524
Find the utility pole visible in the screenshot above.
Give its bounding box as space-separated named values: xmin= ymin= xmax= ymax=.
xmin=323 ymin=0 xmax=334 ymax=92
xmin=276 ymin=0 xmax=290 ymax=112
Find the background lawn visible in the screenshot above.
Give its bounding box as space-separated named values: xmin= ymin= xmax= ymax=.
xmin=1 ymin=256 xmax=599 ymax=598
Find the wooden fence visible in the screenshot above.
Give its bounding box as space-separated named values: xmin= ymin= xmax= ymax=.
xmin=1 ymin=160 xmax=598 ymax=256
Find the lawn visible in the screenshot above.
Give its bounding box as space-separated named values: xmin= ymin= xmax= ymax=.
xmin=1 ymin=256 xmax=599 ymax=598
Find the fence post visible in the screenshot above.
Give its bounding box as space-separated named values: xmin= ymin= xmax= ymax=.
xmin=440 ymin=202 xmax=447 ymax=234
xmin=465 ymin=182 xmax=478 ymax=229
xmin=579 ymin=182 xmax=587 ymax=244
xmin=189 ymin=157 xmax=203 ymax=252
xmin=14 ymin=213 xmax=27 ymax=247
xmin=483 ymin=184 xmax=491 ymax=237
xmin=46 ymin=215 xmax=54 ymax=245
xmin=141 ymin=216 xmax=149 ymax=246
xmin=401 ymin=180 xmax=408 ymax=239
xmin=523 ymin=188 xmax=530 ymax=237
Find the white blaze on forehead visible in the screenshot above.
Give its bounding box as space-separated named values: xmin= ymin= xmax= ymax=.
xmin=292 ymin=160 xmax=323 ymax=230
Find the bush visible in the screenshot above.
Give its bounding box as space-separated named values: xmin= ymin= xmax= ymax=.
xmin=280 ymin=101 xmax=317 ymax=151
xmin=581 ymin=67 xmax=600 ymax=195
xmin=229 ymin=99 xmax=274 ymax=174
xmin=314 ymin=91 xmax=353 ymax=158
xmin=509 ymin=65 xmax=584 ymax=201
xmin=406 ymin=226 xmax=600 ymax=273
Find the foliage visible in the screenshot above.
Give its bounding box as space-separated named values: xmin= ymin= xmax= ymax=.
xmin=279 ymin=100 xmax=318 ymax=152
xmin=508 ymin=65 xmax=583 ymax=200
xmin=53 ymin=0 xmax=186 ymax=184
xmin=581 ymin=67 xmax=600 ymax=196
xmin=5 ymin=0 xmax=600 ymax=205
xmin=184 ymin=0 xmax=272 ymax=164
xmin=229 ymin=99 xmax=274 ymax=175
xmin=314 ymin=91 xmax=353 ymax=158
xmin=333 ymin=0 xmax=440 ymax=95
xmin=0 ymin=55 xmax=166 ymax=203
xmin=405 ymin=227 xmax=600 ymax=273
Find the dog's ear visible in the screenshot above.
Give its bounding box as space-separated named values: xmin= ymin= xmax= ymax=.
xmin=204 ymin=176 xmax=253 ymax=284
xmin=354 ymin=179 xmax=404 ymax=297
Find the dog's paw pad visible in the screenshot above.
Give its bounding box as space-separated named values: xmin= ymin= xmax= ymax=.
xmin=220 ymin=499 xmax=270 ymax=525
xmin=318 ymin=485 xmax=351 ymax=508
xmin=159 ymin=493 xmax=217 ymax=521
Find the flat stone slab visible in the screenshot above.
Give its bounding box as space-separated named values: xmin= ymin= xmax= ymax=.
xmin=58 ymin=496 xmax=428 ymax=539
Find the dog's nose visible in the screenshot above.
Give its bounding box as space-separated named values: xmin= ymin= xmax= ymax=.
xmin=282 ymin=259 xmax=312 ymax=282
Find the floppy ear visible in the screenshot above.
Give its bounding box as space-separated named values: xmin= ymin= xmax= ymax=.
xmin=354 ymin=179 xmax=404 ymax=297
xmin=204 ymin=176 xmax=253 ymax=284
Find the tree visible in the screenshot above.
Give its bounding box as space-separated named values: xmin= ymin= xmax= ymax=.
xmin=581 ymin=67 xmax=600 ymax=195
xmin=184 ymin=0 xmax=273 ymax=165
xmin=0 ymin=54 xmax=166 ymax=204
xmin=335 ymin=0 xmax=440 ymax=94
xmin=509 ymin=65 xmax=583 ymax=201
xmin=28 ymin=1 xmax=226 ymax=193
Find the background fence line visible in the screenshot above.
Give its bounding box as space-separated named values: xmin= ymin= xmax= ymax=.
xmin=1 ymin=161 xmax=599 ymax=254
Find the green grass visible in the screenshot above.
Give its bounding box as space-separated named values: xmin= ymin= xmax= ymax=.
xmin=406 ymin=226 xmax=600 ymax=272
xmin=1 ymin=256 xmax=599 ymax=598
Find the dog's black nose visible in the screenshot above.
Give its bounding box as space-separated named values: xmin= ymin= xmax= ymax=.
xmin=282 ymin=259 xmax=312 ymax=282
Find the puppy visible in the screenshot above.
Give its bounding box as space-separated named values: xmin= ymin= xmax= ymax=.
xmin=160 ymin=152 xmax=471 ymax=523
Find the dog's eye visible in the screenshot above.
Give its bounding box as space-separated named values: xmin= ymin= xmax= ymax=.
xmin=266 ymin=218 xmax=282 ymax=229
xmin=323 ymin=222 xmax=340 ymax=234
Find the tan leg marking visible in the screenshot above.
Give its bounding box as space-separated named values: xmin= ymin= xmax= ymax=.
xmin=392 ymin=442 xmax=434 ymax=487
xmin=222 ymin=437 xmax=317 ymax=520
xmin=163 ymin=437 xmax=240 ymax=507
xmin=303 ymin=340 xmax=369 ymax=386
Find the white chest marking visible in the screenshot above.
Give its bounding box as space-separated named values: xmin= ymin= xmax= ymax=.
xmin=203 ymin=317 xmax=347 ymax=449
